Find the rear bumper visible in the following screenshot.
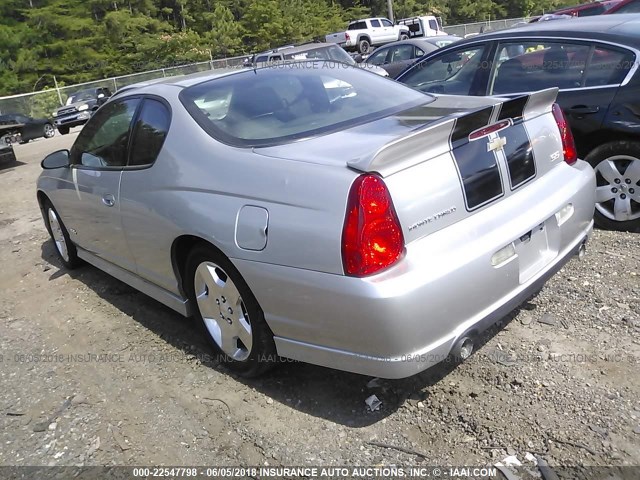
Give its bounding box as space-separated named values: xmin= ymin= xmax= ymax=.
xmin=234 ymin=160 xmax=596 ymax=378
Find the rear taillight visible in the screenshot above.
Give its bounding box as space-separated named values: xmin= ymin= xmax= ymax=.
xmin=345 ymin=32 xmax=350 ymax=41
xmin=552 ymin=103 xmax=577 ymax=165
xmin=342 ymin=174 xmax=405 ymax=277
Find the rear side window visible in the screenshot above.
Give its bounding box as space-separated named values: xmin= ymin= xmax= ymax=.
xmin=129 ymin=99 xmax=171 ymax=167
xmin=577 ymin=5 xmax=605 ymax=15
xmin=490 ymin=41 xmax=590 ymax=94
xmin=180 ymin=62 xmax=431 ymax=147
xmin=585 ymin=46 xmax=635 ymax=87
xmin=348 ymin=21 xmax=366 ymax=30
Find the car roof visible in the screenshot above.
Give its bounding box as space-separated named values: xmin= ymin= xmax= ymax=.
xmin=114 ymin=67 xmax=242 ymax=94
xmin=554 ymin=0 xmax=620 ymax=13
xmin=447 ymin=15 xmax=640 ymax=48
xmin=255 ymin=43 xmax=336 ymax=57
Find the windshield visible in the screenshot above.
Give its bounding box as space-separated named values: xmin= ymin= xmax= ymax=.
xmin=180 ymin=61 xmax=432 ymax=147
xmin=66 ymin=90 xmax=95 ymax=105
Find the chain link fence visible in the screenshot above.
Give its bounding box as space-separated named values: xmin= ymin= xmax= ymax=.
xmin=444 ymin=17 xmax=531 ymax=38
xmin=0 ymin=56 xmax=247 ymax=119
xmin=0 ymin=16 xmax=532 ymax=119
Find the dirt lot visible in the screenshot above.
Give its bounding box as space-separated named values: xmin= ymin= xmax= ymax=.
xmin=0 ymin=136 xmax=639 ymax=476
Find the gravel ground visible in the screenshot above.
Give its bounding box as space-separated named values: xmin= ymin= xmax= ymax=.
xmin=0 ymin=136 xmax=638 ymax=477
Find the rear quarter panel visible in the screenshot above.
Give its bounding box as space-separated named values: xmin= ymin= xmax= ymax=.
xmin=117 ymin=91 xmax=356 ymax=294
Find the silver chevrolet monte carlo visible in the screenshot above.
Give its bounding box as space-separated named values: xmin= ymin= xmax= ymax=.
xmin=37 ymin=62 xmax=596 ymax=378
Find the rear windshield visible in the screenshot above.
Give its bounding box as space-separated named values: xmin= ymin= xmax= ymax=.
xmin=285 ymin=45 xmax=355 ymax=65
xmin=180 ymin=61 xmax=432 ymax=147
xmin=66 ymin=90 xmax=96 ymax=105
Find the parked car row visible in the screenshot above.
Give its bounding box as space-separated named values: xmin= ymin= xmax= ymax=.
xmin=37 ymin=54 xmax=595 ymax=379
xmin=27 ymin=14 xmax=639 ymax=382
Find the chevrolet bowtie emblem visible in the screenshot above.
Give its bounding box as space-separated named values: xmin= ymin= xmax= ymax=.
xmin=487 ymin=136 xmax=507 ymax=152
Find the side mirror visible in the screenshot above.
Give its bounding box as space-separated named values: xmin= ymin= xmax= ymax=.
xmin=41 ymin=149 xmax=70 ymax=169
xmin=353 ymin=54 xmax=364 ymax=63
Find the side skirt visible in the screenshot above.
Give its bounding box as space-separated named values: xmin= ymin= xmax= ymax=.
xmin=76 ymin=247 xmax=192 ymax=317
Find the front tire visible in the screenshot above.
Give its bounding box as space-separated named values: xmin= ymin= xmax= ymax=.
xmin=185 ymin=244 xmax=277 ymax=377
xmin=358 ymin=38 xmax=371 ymax=55
xmin=43 ymin=199 xmax=81 ymax=269
xmin=585 ymin=140 xmax=640 ymax=232
xmin=58 ymin=126 xmax=70 ymax=135
xmin=43 ymin=123 xmax=55 ymax=138
xmin=399 ymin=33 xmax=409 ymax=41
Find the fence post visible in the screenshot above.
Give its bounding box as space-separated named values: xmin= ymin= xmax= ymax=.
xmin=162 ymin=69 xmax=166 ymax=77
xmin=53 ymin=75 xmax=63 ymax=106
xmin=113 ymin=78 xmax=118 ymax=92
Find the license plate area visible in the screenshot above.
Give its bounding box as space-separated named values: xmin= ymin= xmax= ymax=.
xmin=515 ymin=221 xmax=555 ymax=284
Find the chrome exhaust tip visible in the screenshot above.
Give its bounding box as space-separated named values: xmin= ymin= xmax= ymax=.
xmin=452 ymin=336 xmax=474 ymax=361
xmin=578 ymin=241 xmax=586 ymax=260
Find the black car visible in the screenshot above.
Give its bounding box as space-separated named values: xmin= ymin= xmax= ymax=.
xmin=397 ymin=15 xmax=640 ymax=232
xmin=364 ymin=36 xmax=461 ymax=78
xmin=53 ymin=86 xmax=112 ymax=135
xmin=0 ymin=113 xmax=56 ymax=144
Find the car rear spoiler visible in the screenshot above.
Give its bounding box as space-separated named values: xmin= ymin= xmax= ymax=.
xmin=347 ymin=88 xmax=558 ymax=177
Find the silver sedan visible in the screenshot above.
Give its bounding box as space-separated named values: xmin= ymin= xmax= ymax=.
xmin=37 ymin=62 xmax=595 ymax=378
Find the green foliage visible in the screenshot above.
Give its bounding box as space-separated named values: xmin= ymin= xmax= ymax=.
xmin=0 ymin=0 xmax=583 ymax=97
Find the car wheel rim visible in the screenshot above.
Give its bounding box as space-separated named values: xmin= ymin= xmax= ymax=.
xmin=44 ymin=124 xmax=55 ymax=138
xmin=594 ymin=155 xmax=640 ymax=222
xmin=47 ymin=208 xmax=69 ymax=262
xmin=194 ymin=261 xmax=252 ymax=361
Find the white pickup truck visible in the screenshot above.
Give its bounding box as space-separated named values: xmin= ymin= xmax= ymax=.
xmin=325 ymin=18 xmax=410 ymax=54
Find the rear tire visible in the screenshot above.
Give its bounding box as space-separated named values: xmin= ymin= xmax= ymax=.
xmin=58 ymin=126 xmax=70 ymax=135
xmin=43 ymin=123 xmax=55 ymax=138
xmin=184 ymin=244 xmax=277 ymax=377
xmin=42 ymin=199 xmax=81 ymax=269
xmin=358 ymin=38 xmax=371 ymax=55
xmin=585 ymin=140 xmax=640 ymax=233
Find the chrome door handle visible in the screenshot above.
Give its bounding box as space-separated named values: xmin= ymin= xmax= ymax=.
xmin=102 ymin=194 xmax=115 ymax=207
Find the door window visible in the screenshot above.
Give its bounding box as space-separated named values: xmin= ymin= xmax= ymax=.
xmin=399 ymin=46 xmax=487 ymax=95
xmin=429 ymin=19 xmax=438 ymax=31
xmin=70 ymin=99 xmax=139 ymax=168
xmin=381 ymin=19 xmax=393 ymax=27
xmin=490 ymin=41 xmax=590 ymax=95
xmin=370 ymin=19 xmax=381 ymax=28
xmin=129 ymin=99 xmax=171 ymax=167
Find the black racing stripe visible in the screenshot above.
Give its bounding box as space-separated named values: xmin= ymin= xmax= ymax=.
xmin=504 ymin=123 xmax=536 ymax=189
xmin=451 ymin=107 xmax=493 ymax=147
xmin=497 ymin=95 xmax=528 ymax=123
xmin=453 ymin=140 xmax=503 ymax=211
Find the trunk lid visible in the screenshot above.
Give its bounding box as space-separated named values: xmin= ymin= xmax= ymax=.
xmin=257 ymin=88 xmax=563 ymax=244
